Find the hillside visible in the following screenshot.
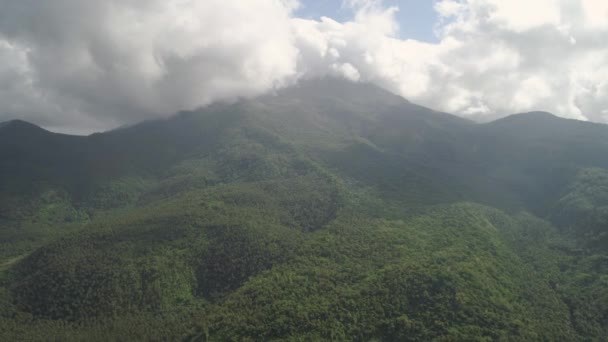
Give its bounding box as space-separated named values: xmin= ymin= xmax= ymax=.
xmin=1 ymin=78 xmax=607 ymax=340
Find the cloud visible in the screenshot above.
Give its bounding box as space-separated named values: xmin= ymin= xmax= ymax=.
xmin=0 ymin=0 xmax=607 ymax=133
xmin=294 ymin=0 xmax=608 ymax=122
xmin=0 ymin=0 xmax=300 ymax=133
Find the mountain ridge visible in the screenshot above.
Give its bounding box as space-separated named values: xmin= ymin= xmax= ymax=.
xmin=0 ymin=119 xmax=48 ymax=133
xmin=2 ymin=79 xmax=600 ymax=137
xmin=1 ymin=77 xmax=607 ymax=341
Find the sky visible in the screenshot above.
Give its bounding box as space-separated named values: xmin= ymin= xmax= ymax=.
xmin=0 ymin=0 xmax=607 ymax=134
xmin=296 ymin=0 xmax=439 ymax=42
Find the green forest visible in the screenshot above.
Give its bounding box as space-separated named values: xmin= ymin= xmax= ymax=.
xmin=1 ymin=79 xmax=607 ymax=341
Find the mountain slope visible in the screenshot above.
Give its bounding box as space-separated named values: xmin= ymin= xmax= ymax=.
xmin=1 ymin=78 xmax=608 ymax=340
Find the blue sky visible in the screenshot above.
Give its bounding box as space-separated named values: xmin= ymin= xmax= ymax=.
xmin=295 ymin=0 xmax=439 ymax=42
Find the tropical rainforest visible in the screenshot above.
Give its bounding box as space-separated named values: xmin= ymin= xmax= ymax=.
xmin=0 ymin=78 xmax=607 ymax=341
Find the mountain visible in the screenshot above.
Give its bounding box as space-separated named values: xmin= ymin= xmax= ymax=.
xmin=1 ymin=78 xmax=607 ymax=341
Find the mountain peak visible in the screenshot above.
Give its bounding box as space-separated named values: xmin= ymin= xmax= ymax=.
xmin=513 ymin=111 xmax=558 ymax=120
xmin=267 ymin=77 xmax=409 ymax=108
xmin=486 ymin=111 xmax=562 ymax=127
xmin=0 ymin=119 xmax=44 ymax=131
xmin=0 ymin=120 xmax=52 ymax=139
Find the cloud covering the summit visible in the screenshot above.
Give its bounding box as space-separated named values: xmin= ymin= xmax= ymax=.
xmin=0 ymin=0 xmax=607 ymax=133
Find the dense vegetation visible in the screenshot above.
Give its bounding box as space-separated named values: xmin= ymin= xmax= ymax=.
xmin=1 ymin=78 xmax=607 ymax=340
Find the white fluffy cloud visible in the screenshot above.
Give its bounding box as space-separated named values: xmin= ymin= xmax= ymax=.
xmin=0 ymin=0 xmax=607 ymax=133
xmin=295 ymin=0 xmax=608 ymax=122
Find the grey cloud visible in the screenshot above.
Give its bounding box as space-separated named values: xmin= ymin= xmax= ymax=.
xmin=0 ymin=0 xmax=299 ymax=133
